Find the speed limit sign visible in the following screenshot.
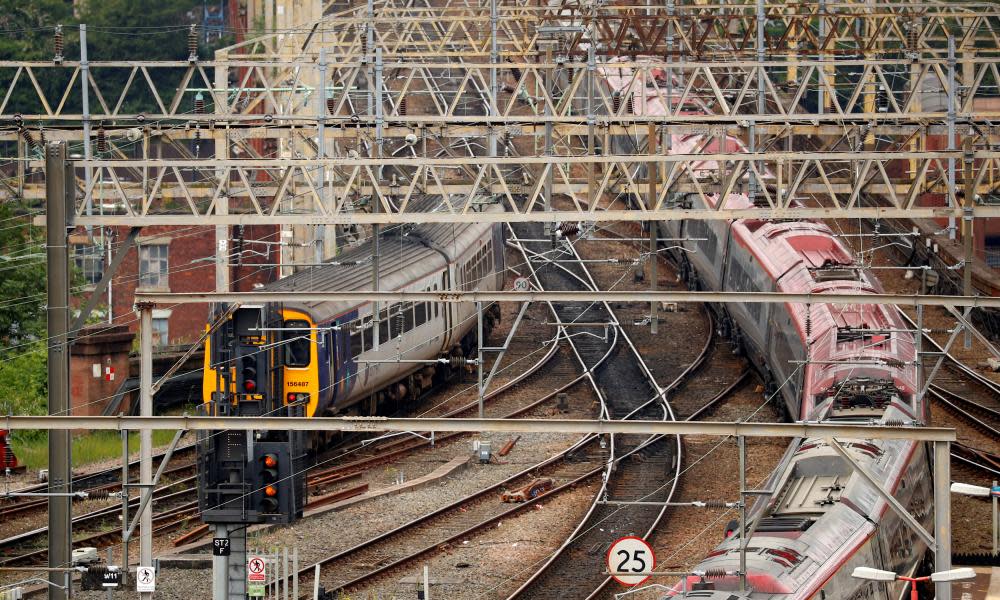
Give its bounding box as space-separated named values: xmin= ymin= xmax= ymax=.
xmin=607 ymin=536 xmax=655 ymax=586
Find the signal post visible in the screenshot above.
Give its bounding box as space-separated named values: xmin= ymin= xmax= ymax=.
xmin=199 ymin=306 xmax=306 ymax=600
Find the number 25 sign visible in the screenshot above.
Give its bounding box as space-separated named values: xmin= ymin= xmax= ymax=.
xmin=607 ymin=536 xmax=656 ymax=586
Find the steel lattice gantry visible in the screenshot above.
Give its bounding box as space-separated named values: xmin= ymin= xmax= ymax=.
xmin=4 ymin=0 xmax=1000 ymax=226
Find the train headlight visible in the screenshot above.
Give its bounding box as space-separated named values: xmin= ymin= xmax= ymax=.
xmin=286 ymin=392 xmax=310 ymax=404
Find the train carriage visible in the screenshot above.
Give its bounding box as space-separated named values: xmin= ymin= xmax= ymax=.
xmin=587 ymin=58 xmax=932 ymax=600
xmin=204 ymin=203 xmax=506 ymax=420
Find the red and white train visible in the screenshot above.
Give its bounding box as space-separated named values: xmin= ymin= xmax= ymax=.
xmin=598 ymin=62 xmax=932 ymax=600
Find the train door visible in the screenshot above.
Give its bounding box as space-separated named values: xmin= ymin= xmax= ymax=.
xmin=766 ymin=310 xmax=804 ymax=419
xmin=442 ymin=270 xmax=455 ymax=347
xmin=493 ymin=224 xmax=507 ymax=290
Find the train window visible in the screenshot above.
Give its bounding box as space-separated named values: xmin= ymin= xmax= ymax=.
xmin=360 ymin=316 xmax=373 ymax=351
xmin=390 ymin=302 xmax=413 ymax=337
xmin=350 ymin=328 xmax=362 ymax=358
xmin=415 ymin=302 xmax=427 ymax=326
xmin=283 ymin=320 xmax=311 ymax=368
xmin=379 ymin=314 xmax=390 ymax=342
xmin=390 ymin=304 xmax=400 ymax=337
xmin=689 ymin=219 xmax=711 ymax=259
xmin=402 ymin=302 xmax=415 ymax=332
xmin=385 ymin=304 xmax=397 ymax=338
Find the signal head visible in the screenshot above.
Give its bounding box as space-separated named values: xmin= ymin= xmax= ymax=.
xmin=261 ymin=496 xmax=279 ymax=512
xmin=241 ymin=356 xmax=258 ymax=393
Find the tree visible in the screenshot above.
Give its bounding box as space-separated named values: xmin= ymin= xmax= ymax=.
xmin=0 ymin=0 xmax=78 ymax=118
xmin=80 ymin=0 xmax=215 ymax=116
xmin=0 ymin=202 xmax=48 ymax=443
xmin=0 ymin=343 xmax=47 ymax=444
xmin=0 ymin=202 xmax=46 ymax=358
xmin=0 ymin=0 xmax=230 ymax=119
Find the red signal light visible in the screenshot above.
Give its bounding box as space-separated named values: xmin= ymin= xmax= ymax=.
xmin=244 ymin=379 xmax=256 ymax=392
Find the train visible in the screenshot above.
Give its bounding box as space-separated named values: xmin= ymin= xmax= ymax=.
xmin=596 ymin=63 xmax=932 ymax=600
xmin=202 ymin=202 xmax=505 ymax=423
xmin=662 ymin=193 xmax=930 ymax=600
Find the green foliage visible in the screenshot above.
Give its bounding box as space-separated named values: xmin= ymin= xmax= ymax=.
xmin=16 ymin=429 xmax=179 ymax=470
xmin=1 ymin=0 xmax=232 ymax=117
xmin=0 ymin=0 xmax=75 ymax=61
xmin=0 ymin=0 xmax=77 ymax=118
xmin=0 ymin=203 xmax=46 ymax=357
xmin=81 ymin=0 xmax=201 ymax=61
xmin=0 ymin=342 xmax=47 ymax=445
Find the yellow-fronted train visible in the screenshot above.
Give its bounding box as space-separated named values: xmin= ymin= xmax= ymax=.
xmin=197 ymin=209 xmax=505 ymax=525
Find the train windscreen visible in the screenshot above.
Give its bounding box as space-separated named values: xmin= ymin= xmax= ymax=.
xmin=283 ymin=320 xmax=311 ymax=367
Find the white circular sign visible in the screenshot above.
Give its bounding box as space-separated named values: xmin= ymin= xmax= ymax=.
xmin=606 ymin=536 xmax=655 ymax=586
xmin=512 ymin=277 xmax=531 ymax=292
xmin=248 ymin=556 xmax=266 ymax=576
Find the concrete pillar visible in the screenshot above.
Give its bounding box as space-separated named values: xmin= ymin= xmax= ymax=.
xmin=934 ymin=441 xmax=952 ymax=600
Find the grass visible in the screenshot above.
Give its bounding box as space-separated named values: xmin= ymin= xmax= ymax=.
xmin=15 ymin=429 xmax=179 ymax=471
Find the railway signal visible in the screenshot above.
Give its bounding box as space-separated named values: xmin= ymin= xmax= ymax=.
xmin=250 ymin=443 xmax=303 ymax=524
xmin=258 ymin=451 xmax=280 ymax=514
xmin=240 ymin=356 xmax=258 ymax=394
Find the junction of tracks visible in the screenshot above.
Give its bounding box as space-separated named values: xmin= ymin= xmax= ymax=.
xmin=3 ymin=1 xmax=1000 ymax=599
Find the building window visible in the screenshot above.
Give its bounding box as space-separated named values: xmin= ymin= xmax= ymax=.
xmin=139 ymin=245 xmax=169 ymax=289
xmin=73 ymin=244 xmax=105 ymax=285
xmin=151 ymin=317 xmax=169 ymax=347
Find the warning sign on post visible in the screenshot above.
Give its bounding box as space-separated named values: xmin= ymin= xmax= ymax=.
xmin=247 ymin=555 xmax=267 ymax=597
xmin=135 ymin=566 xmax=156 ymax=592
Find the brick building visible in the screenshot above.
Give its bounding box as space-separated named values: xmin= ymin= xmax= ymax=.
xmin=69 ymin=224 xmax=279 ymax=346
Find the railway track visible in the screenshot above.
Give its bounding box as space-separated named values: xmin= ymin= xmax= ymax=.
xmin=928 ymin=386 xmax=1000 ymax=439
xmin=502 ymin=222 xmax=689 ymax=600
xmin=951 ymin=442 xmax=1000 ymax=477
xmin=302 ymin=343 xmax=747 ymax=597
xmin=0 ymin=475 xmax=199 ymax=566
xmin=0 ymin=279 xmax=569 ymax=564
xmin=289 ymin=241 xmax=625 ymax=594
xmin=303 ymin=307 xmax=573 ymax=485
xmin=0 ymin=443 xmax=196 ymax=524
xmin=309 ymin=425 xmax=604 ymax=594
xmin=290 ymin=222 xmax=698 ymax=598
xmin=896 ymin=310 xmax=1000 ymax=482
xmin=897 ymin=311 xmax=1000 ymax=435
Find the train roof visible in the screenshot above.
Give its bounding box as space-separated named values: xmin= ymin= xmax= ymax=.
xmin=726 ymin=217 xmax=918 ymax=411
xmin=263 ymin=200 xmax=499 ymax=322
